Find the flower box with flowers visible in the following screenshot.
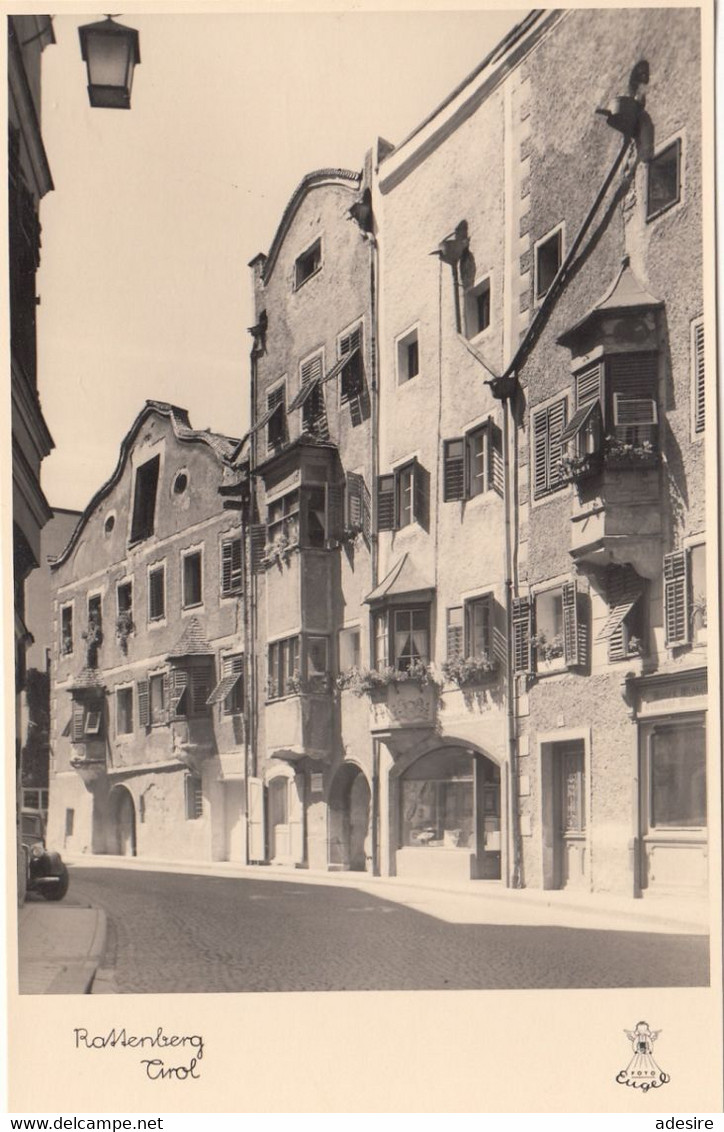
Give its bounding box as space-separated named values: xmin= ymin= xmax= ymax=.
xmin=337 ymin=663 xmax=438 ymax=732
xmin=558 ymin=451 xmax=603 ymax=485
xmin=532 ymin=631 xmax=565 ymax=671
xmin=264 ymin=532 xmax=295 ymax=568
xmin=603 ymin=436 xmax=660 ymax=469
xmin=441 ymin=654 xmax=498 ymax=687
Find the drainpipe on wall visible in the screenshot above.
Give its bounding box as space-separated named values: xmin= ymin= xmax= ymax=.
xmin=243 ymin=342 xmax=260 ymax=869
xmin=369 ymin=231 xmax=380 ymax=591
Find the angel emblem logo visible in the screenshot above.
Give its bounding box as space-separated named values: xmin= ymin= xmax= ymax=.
xmin=616 ymin=1021 xmax=670 ymax=1092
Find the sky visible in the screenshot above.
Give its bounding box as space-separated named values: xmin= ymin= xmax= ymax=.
xmin=36 ymin=7 xmax=525 ymax=511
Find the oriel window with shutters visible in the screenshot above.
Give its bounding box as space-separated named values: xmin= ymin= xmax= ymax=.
xmin=596 ymin=564 xmax=646 ymax=662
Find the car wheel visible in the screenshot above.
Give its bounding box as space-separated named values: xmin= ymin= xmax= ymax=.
xmin=43 ymin=865 xmax=69 ymax=901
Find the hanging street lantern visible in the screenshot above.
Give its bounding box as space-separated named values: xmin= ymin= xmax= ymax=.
xmin=78 ymin=16 xmax=140 ymax=109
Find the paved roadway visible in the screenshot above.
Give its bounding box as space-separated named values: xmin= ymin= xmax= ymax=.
xmin=69 ymin=867 xmax=708 ymax=993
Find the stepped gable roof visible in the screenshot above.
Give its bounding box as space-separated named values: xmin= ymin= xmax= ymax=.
xmin=364 ymin=554 xmax=434 ymax=605
xmin=258 ymin=168 xmax=362 ymax=284
xmin=558 ymin=257 xmax=663 ymax=347
xmin=167 ymin=616 xmax=214 ymax=660
xmin=52 ymin=402 xmax=245 ymax=569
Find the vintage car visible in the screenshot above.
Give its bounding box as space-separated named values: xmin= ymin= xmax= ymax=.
xmin=21 ymin=812 xmax=69 ymax=901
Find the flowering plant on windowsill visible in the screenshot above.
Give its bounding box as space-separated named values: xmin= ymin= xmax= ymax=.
xmin=558 ymin=451 xmax=603 ymax=484
xmin=264 ymin=532 xmax=294 ymax=567
xmin=336 ymin=661 xmax=438 ymax=697
xmin=532 ymin=632 xmax=564 ymax=663
xmin=603 ymin=436 xmax=659 ymax=468
xmin=441 ymin=653 xmax=497 ymax=687
xmin=115 ymin=612 xmax=135 ymax=654
xmin=691 ymin=594 xmax=707 ymax=629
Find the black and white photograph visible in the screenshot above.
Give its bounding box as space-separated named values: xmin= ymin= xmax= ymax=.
xmin=5 ymin=0 xmax=721 ymax=1114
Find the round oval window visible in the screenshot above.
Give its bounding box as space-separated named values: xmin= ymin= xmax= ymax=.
xmin=173 ymin=472 xmax=188 ymax=495
xmin=104 ymin=515 xmax=115 ymax=534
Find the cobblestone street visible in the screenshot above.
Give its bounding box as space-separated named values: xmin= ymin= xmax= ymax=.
xmin=70 ymin=867 xmax=709 ymax=993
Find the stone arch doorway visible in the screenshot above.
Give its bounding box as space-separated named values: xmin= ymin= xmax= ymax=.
xmin=395 ymin=745 xmax=501 ymax=881
xmin=110 ymin=785 xmax=136 ymax=857
xmin=328 ymin=763 xmax=371 ymax=871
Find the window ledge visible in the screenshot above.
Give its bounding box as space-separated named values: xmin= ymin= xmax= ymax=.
xmin=182 ymin=603 xmax=204 ymax=614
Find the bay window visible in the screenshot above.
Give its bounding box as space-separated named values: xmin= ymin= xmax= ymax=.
xmin=373 ymin=606 xmax=429 ymax=671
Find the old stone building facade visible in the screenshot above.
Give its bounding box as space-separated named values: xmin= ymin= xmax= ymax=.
xmin=47 ymin=403 xmax=248 ymax=863
xmin=46 ymin=8 xmax=711 ymax=902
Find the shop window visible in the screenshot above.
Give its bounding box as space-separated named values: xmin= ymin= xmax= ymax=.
xmin=647 ymin=138 xmax=681 ymax=220
xmin=339 ymin=325 xmax=363 ymax=404
xmin=400 ymin=749 xmax=475 ymax=849
xmin=221 ymin=537 xmax=242 ymax=596
xmin=182 ymin=550 xmax=203 ymax=609
xmin=116 ymin=687 xmax=134 ymax=735
xmin=148 ymin=564 xmax=165 ymax=621
xmin=464 ymin=277 xmax=491 ymax=338
xmin=649 ymin=723 xmax=706 ymax=829
xmin=598 ymin=564 xmax=646 ymax=661
xmin=535 ymin=227 xmax=562 ymax=299
xmin=692 ymin=318 xmax=705 ymax=434
xmin=185 ymin=775 xmax=204 ymax=821
xmin=130 ymin=454 xmax=160 ymax=543
xmin=397 ymin=327 xmax=419 ymax=383
xmin=443 ymin=422 xmax=503 ymax=501
xmin=61 ymin=604 xmax=73 ymax=655
xmin=294 ymin=238 xmax=322 ymax=289
xmin=339 ymin=626 xmax=361 ymax=672
xmin=373 ymin=607 xmax=429 ymax=672
xmin=267 ymin=636 xmax=301 ymax=699
xmin=532 ymin=398 xmax=568 ymax=498
xmin=376 ymin=459 xmax=429 ymax=531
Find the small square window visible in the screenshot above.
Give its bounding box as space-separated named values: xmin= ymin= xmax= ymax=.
xmin=464 ymin=278 xmax=491 ymax=338
xmin=295 ymin=239 xmax=322 ymax=289
xmin=647 ymin=139 xmax=681 ymax=220
xmin=397 ymin=328 xmax=420 ymax=383
xmin=535 ymin=229 xmax=562 ymax=299
xmin=182 ymin=551 xmax=203 ymax=608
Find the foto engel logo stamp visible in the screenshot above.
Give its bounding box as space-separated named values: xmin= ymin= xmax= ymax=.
xmin=616 ymin=1021 xmax=670 ymax=1092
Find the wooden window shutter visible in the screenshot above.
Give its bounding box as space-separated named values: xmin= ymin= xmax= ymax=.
xmin=169 ymin=668 xmax=189 ymax=717
xmin=693 ymin=320 xmax=705 ymax=433
xmin=547 ymin=399 xmax=567 ymax=492
xmin=446 ymin=608 xmax=463 ymax=662
xmin=137 ymin=679 xmax=150 ymax=728
xmin=300 ymin=353 xmax=323 ymax=386
xmin=327 ymin=482 xmax=344 ymax=541
xmin=221 ymin=538 xmax=242 ymax=595
xmin=532 ymin=409 xmax=549 ymax=498
xmin=562 ymin=580 xmax=587 ymax=668
xmin=413 ymin=461 xmax=429 ymax=529
xmin=162 ymin=670 xmax=171 ymax=721
xmin=488 ymin=423 xmax=504 ymax=497
xmin=376 ymin=474 xmax=396 ymax=531
xmin=492 ymin=598 xmax=508 ymax=669
xmin=575 ymin=362 xmax=603 ymax=407
xmin=190 ymin=669 xmax=210 ymax=714
xmin=512 ymin=596 xmax=532 ymax=673
xmin=71 ymin=700 xmax=85 ymax=741
xmin=443 ymin=439 xmax=465 ymax=501
xmin=250 ymin=524 xmax=267 ymax=573
xmin=664 ymin=549 xmax=690 ymax=647
xmin=345 ymin=472 xmax=362 ymax=527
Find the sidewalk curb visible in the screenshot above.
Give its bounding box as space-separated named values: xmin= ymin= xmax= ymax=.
xmin=64 ymin=854 xmax=710 ymax=935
